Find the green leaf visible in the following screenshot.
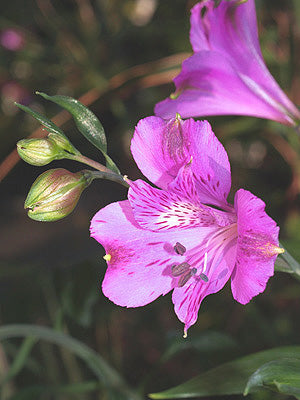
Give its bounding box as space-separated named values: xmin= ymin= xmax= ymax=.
xmin=0 ymin=324 xmax=142 ymax=400
xmin=280 ymin=243 xmax=300 ymax=278
xmin=36 ymin=92 xmax=120 ymax=173
xmin=0 ymin=336 xmax=36 ymax=387
xmin=244 ymin=358 xmax=300 ymax=399
xmin=15 ymin=102 xmax=65 ymax=137
xmin=15 ymin=102 xmax=79 ymax=155
xmin=36 ymin=92 xmax=107 ymax=152
xmin=149 ymin=346 xmax=300 ymax=399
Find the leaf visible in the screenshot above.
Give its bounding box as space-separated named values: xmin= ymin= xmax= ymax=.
xmin=279 ymin=243 xmax=300 ymax=278
xmin=15 ymin=102 xmax=80 ymax=155
xmin=36 ymin=92 xmax=120 ymax=173
xmin=275 ymin=257 xmax=294 ymax=274
xmin=0 ymin=324 xmax=142 ymax=400
xmin=0 ymin=336 xmax=36 ymax=387
xmin=244 ymin=358 xmax=300 ymax=399
xmin=149 ymin=346 xmax=300 ymax=399
xmin=37 ymin=92 xmax=107 ymax=151
xmin=15 ymin=102 xmax=65 ymax=137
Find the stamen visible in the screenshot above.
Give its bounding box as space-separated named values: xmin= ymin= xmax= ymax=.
xmin=178 ymin=270 xmax=194 ymax=287
xmin=174 ymin=242 xmax=186 ymax=255
xmin=183 ymin=328 xmax=188 ymax=339
xmin=103 ymin=253 xmax=111 ymax=262
xmin=172 ymin=262 xmax=190 ymax=277
xmin=199 ymin=273 xmax=208 ymax=282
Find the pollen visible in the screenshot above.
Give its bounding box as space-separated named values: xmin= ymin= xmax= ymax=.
xmin=103 ymin=253 xmax=112 ymax=262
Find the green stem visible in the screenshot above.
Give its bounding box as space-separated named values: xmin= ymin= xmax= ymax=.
xmin=68 ymin=154 xmax=129 ymax=188
xmin=88 ymin=170 xmax=129 ymax=188
xmin=69 ymin=154 xmax=112 ymax=174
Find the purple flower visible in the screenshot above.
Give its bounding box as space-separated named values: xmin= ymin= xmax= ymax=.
xmin=90 ymin=116 xmax=283 ymax=334
xmin=155 ymin=0 xmax=300 ymax=126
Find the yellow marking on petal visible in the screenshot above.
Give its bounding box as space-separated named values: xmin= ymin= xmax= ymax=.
xmin=103 ymin=253 xmax=111 ymax=262
xmin=175 ymin=112 xmax=182 ymax=121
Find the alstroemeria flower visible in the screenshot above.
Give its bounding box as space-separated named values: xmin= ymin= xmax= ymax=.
xmin=155 ymin=0 xmax=300 ymax=126
xmin=90 ymin=116 xmax=283 ymax=334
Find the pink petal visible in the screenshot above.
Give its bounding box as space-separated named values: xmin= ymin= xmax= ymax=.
xmin=231 ymin=189 xmax=280 ymax=305
xmin=90 ymin=200 xmax=216 ymax=307
xmin=190 ymin=0 xmax=262 ymax=75
xmin=169 ymin=119 xmax=232 ymax=209
xmin=155 ymin=0 xmax=300 ymax=125
xmin=131 ymin=116 xmax=190 ymax=190
xmin=132 ymin=116 xmax=232 ymax=208
xmin=155 ymin=51 xmax=297 ymax=125
xmin=173 ymin=233 xmax=237 ymax=333
xmin=128 ymin=179 xmax=234 ymax=232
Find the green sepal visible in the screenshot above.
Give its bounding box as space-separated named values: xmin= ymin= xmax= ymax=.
xmin=244 ymin=358 xmax=300 ymax=399
xmin=36 ymin=92 xmax=121 ymax=173
xmin=15 ymin=102 xmax=80 ymax=155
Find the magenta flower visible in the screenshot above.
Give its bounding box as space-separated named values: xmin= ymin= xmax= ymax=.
xmin=90 ymin=116 xmax=283 ymax=334
xmin=155 ymin=0 xmax=300 ymax=126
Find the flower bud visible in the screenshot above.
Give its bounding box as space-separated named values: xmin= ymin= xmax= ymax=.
xmin=48 ymin=132 xmax=80 ymax=155
xmin=25 ymin=168 xmax=92 ymax=221
xmin=17 ymin=138 xmax=64 ymax=166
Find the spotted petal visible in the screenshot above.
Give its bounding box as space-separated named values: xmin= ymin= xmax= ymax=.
xmin=231 ymin=189 xmax=280 ymax=305
xmin=131 ymin=116 xmax=190 ymax=190
xmin=132 ymin=117 xmax=232 ymax=208
xmin=173 ymin=227 xmax=237 ymax=333
xmin=90 ymin=200 xmax=216 ymax=307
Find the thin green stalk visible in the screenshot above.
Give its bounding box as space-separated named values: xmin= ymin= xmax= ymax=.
xmin=0 ymin=324 xmax=142 ymax=400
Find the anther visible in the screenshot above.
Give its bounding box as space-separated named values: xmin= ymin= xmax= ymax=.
xmin=174 ymin=242 xmax=186 ymax=255
xmin=199 ymin=273 xmax=208 ymax=282
xmin=178 ymin=270 xmax=194 ymax=287
xmin=172 ymin=262 xmax=190 ymax=277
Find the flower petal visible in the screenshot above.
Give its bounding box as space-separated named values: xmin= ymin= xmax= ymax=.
xmin=131 ymin=116 xmax=191 ymax=190
xmin=90 ymin=200 xmax=216 ymax=307
xmin=128 ymin=179 xmax=231 ymax=231
xmin=132 ymin=116 xmax=232 ymax=208
xmin=231 ymin=189 xmax=280 ymax=305
xmin=156 ymin=0 xmax=300 ymax=125
xmin=155 ymin=51 xmax=297 ymax=125
xmin=169 ymin=119 xmax=232 ymax=209
xmin=172 ymin=237 xmax=237 ymax=333
xmin=190 ymin=0 xmax=262 ymax=74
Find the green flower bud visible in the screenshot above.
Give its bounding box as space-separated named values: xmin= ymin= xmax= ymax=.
xmin=48 ymin=132 xmax=80 ymax=155
xmin=25 ymin=168 xmax=92 ymax=221
xmin=17 ymin=138 xmax=64 ymax=166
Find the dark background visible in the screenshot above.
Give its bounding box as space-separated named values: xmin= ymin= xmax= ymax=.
xmin=0 ymin=0 xmax=300 ymax=399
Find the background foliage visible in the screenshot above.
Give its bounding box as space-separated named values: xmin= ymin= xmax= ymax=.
xmin=0 ymin=0 xmax=300 ymax=399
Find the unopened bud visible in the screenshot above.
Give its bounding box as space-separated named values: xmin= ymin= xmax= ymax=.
xmin=48 ymin=132 xmax=80 ymax=155
xmin=25 ymin=168 xmax=92 ymax=221
xmin=17 ymin=138 xmax=64 ymax=166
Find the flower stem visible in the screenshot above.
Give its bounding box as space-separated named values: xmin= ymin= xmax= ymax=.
xmin=88 ymin=170 xmax=129 ymax=188
xmin=69 ymin=154 xmax=112 ymax=174
xmin=68 ymin=154 xmax=129 ymax=188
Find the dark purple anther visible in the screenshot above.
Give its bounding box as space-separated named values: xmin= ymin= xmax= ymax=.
xmin=199 ymin=273 xmax=208 ymax=282
xmin=178 ymin=270 xmax=194 ymax=287
xmin=174 ymin=242 xmax=186 ymax=255
xmin=172 ymin=262 xmax=190 ymax=277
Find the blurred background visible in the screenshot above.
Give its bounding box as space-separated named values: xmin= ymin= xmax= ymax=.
xmin=0 ymin=0 xmax=300 ymax=399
